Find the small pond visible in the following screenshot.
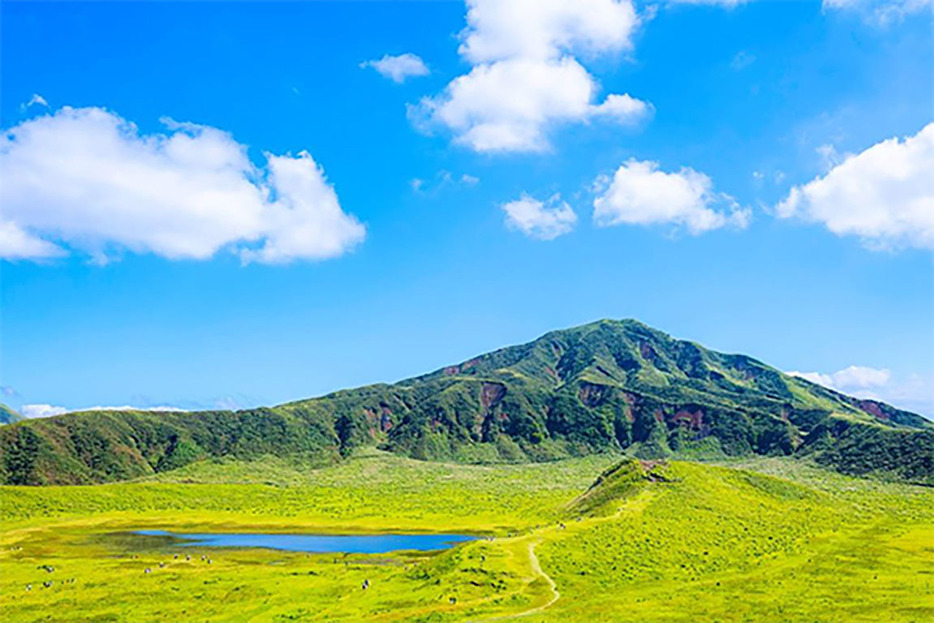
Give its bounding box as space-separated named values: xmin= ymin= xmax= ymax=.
xmin=134 ymin=530 xmax=476 ymax=554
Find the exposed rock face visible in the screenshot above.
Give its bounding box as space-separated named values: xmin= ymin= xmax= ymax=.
xmin=671 ymin=408 xmax=705 ymax=433
xmin=858 ymin=401 xmax=886 ymax=420
xmin=578 ymin=382 xmax=610 ymax=408
xmin=481 ymin=383 xmax=506 ymax=410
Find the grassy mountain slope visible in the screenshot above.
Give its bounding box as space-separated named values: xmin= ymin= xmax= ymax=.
xmin=2 ymin=319 xmax=931 ymax=485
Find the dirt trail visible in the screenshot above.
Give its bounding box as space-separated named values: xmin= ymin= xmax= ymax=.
xmin=490 ymin=489 xmax=656 ymax=621
xmin=511 ymin=538 xmax=559 ymax=618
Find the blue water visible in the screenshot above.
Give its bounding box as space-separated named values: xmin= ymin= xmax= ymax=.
xmin=134 ymin=530 xmax=476 ymax=553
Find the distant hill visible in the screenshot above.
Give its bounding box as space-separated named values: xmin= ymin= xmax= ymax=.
xmin=0 ymin=404 xmax=23 ymax=425
xmin=1 ymin=319 xmax=931 ymax=485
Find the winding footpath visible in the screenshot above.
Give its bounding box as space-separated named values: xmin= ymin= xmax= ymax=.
xmin=513 ymin=539 xmax=559 ymax=618
xmin=492 ymin=489 xmax=657 ymax=621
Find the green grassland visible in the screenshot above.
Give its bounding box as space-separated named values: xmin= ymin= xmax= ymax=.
xmin=1 ymin=451 xmax=932 ymax=622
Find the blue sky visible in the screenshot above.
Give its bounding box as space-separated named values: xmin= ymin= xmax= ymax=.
xmin=1 ymin=0 xmax=932 ymax=418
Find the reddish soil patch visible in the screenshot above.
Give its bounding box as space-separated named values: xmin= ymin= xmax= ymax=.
xmin=578 ymin=382 xmax=610 ymax=408
xmin=481 ymin=382 xmax=507 ymax=410
xmin=640 ymin=341 xmax=659 ymax=365
xmin=671 ymin=408 xmax=705 ymax=431
xmin=379 ymin=405 xmax=393 ymax=432
xmin=858 ymin=400 xmax=889 ymax=420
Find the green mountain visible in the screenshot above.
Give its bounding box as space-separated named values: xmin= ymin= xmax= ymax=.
xmin=0 ymin=403 xmax=23 ymax=425
xmin=1 ymin=319 xmax=931 ymax=485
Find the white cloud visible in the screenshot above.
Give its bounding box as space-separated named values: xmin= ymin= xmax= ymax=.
xmin=500 ymin=193 xmax=577 ymax=240
xmin=823 ymin=0 xmax=933 ymax=24
xmin=590 ymin=94 xmax=653 ymax=124
xmin=20 ymin=404 xmax=68 ymax=419
xmin=0 ymin=221 xmax=65 ymax=260
xmin=18 ymin=403 xmax=189 ymax=418
xmin=789 ymin=366 xmax=932 ymax=417
xmin=788 ymin=371 xmax=835 ymax=387
xmin=790 ymin=365 xmax=892 ymax=390
xmin=831 ymin=365 xmax=892 ymax=388
xmin=669 ymin=0 xmax=750 ymax=6
xmin=411 ymin=0 xmax=649 ymax=153
xmin=776 ymin=124 xmax=934 ymax=251
xmin=815 ymin=143 xmax=842 ymax=170
xmin=0 ymin=106 xmax=365 ymax=264
xmin=21 ymin=94 xmax=49 ymax=110
xmin=82 ymin=405 xmax=188 ymax=413
xmin=502 ymin=193 xmax=577 ymax=240
xmin=410 ymin=170 xmax=479 ymax=194
xmin=361 ymin=53 xmax=430 ymax=83
xmin=593 ymin=158 xmax=751 ymax=234
xmin=458 ymin=0 xmax=640 ymax=63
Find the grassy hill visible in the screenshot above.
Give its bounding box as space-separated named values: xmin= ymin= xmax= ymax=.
xmin=1 ymin=453 xmax=931 ymax=621
xmin=2 ymin=319 xmax=931 ymax=485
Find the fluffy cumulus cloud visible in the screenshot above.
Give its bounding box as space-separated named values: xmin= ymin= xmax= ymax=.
xmin=0 ymin=221 xmax=65 ymax=260
xmin=83 ymin=405 xmax=188 ymax=413
xmin=18 ymin=403 xmax=187 ymax=418
xmin=411 ymin=0 xmax=650 ymax=153
xmin=789 ymin=367 xmax=933 ymax=418
xmin=0 ymin=106 xmax=365 ymax=264
xmin=20 ymin=404 xmax=68 ymax=419
xmin=776 ymin=123 xmax=934 ymax=251
xmin=502 ymin=193 xmax=577 ymax=240
xmin=360 ymin=53 xmax=430 ymax=83
xmin=788 ymin=365 xmax=891 ymax=391
xmin=593 ymin=159 xmax=751 ymax=234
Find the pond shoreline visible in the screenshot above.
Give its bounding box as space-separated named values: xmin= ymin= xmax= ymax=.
xmin=130 ymin=529 xmax=479 ymax=553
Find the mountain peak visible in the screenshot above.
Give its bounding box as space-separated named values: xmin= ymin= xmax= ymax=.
xmin=2 ymin=319 xmax=931 ymax=485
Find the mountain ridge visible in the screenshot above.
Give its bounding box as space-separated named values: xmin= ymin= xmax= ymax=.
xmin=2 ymin=319 xmax=931 ymax=485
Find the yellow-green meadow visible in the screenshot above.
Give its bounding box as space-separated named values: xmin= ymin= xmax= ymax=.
xmin=2 ymin=451 xmax=932 ymax=622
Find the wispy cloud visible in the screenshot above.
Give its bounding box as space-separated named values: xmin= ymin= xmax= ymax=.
xmin=410 ymin=170 xmax=480 ymax=194
xmin=730 ymin=50 xmax=756 ymax=70
xmin=20 ymin=94 xmax=49 ymax=111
